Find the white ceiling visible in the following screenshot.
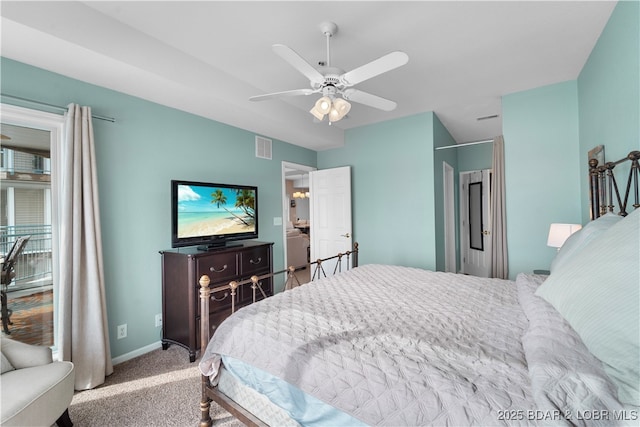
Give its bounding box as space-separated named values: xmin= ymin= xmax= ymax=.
xmin=0 ymin=123 xmax=50 ymax=152
xmin=0 ymin=1 xmax=616 ymax=151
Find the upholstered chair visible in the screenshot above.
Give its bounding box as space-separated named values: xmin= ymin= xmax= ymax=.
xmin=1 ymin=336 xmax=75 ymax=426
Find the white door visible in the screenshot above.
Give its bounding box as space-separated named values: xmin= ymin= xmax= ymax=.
xmin=310 ymin=166 xmax=353 ymax=278
xmin=460 ymin=169 xmax=492 ymax=277
xmin=443 ymin=162 xmax=456 ymax=273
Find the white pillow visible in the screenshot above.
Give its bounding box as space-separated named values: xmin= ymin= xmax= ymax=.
xmin=536 ymin=208 xmax=640 ymax=406
xmin=550 ymin=213 xmax=623 ymax=272
xmin=1 ymin=352 xmax=15 ymax=374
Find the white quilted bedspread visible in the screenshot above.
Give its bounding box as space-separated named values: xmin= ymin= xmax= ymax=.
xmin=201 ymin=264 xmax=536 ymax=426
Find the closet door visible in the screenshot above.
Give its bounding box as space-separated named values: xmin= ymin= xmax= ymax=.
xmin=460 ymin=169 xmax=492 ymax=277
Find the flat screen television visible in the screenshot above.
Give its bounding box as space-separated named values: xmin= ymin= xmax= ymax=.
xmin=171 ymin=180 xmax=258 ymax=250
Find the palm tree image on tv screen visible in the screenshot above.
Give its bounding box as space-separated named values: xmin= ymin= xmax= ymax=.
xmin=177 ymin=184 xmax=256 ymax=239
xmin=211 ymin=189 xmax=255 ymax=228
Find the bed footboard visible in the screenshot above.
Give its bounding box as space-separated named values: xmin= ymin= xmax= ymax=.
xmin=198 ymin=242 xmax=359 ymax=427
xmin=200 ymin=375 xmax=267 ymax=427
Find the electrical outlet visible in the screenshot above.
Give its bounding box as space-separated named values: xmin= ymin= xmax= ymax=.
xmin=155 ymin=314 xmax=162 ymax=328
xmin=117 ymin=324 xmax=127 ymax=339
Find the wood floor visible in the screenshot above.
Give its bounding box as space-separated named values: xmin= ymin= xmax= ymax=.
xmin=3 ymin=289 xmax=53 ymax=346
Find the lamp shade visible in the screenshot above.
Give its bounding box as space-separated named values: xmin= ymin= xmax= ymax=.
xmin=547 ymin=223 xmax=582 ymax=248
xmin=309 ymin=106 xmax=325 ymax=121
xmin=309 ymin=96 xmax=332 ymax=120
xmin=315 ymin=96 xmax=332 ymax=114
xmin=330 ymin=97 xmax=351 ymax=121
xmin=328 ymin=108 xmax=341 ymax=122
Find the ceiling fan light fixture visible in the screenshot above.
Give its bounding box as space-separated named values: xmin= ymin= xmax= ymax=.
xmin=327 ymin=97 xmax=351 ymax=122
xmin=315 ymin=96 xmax=332 ymax=114
xmin=310 ymin=96 xmax=333 ymax=121
xmin=333 ymin=97 xmax=351 ymax=116
xmin=310 ymin=105 xmax=326 ymax=121
xmin=328 ymin=107 xmax=342 ymax=122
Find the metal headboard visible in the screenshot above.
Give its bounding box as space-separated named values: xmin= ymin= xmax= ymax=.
xmin=589 ymin=150 xmax=640 ymax=219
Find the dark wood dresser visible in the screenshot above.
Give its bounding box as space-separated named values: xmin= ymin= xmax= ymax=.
xmin=160 ymin=241 xmax=273 ymax=362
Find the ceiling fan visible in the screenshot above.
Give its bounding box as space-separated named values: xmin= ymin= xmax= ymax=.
xmin=249 ymin=21 xmax=409 ymax=123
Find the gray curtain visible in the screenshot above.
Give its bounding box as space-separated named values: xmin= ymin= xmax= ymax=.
xmin=52 ymin=104 xmax=113 ymax=390
xmin=490 ymin=135 xmax=508 ymax=279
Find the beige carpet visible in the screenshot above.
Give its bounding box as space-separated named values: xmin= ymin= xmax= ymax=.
xmin=68 ymin=345 xmax=243 ymax=427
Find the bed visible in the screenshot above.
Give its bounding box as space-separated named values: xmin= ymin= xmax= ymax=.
xmin=198 ymin=150 xmax=639 ymax=426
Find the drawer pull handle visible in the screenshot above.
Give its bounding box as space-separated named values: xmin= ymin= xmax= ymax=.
xmin=249 ymin=257 xmax=262 ymax=265
xmin=211 ymin=292 xmax=229 ymax=302
xmin=210 ymin=264 xmax=228 ymax=273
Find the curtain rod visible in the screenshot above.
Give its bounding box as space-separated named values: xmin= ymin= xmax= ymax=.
xmin=435 ymin=139 xmax=494 ymax=151
xmin=1 ymin=93 xmax=116 ymax=123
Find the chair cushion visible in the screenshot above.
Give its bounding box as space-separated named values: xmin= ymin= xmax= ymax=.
xmin=0 ymin=336 xmax=52 ymax=369
xmin=1 ymin=352 xmax=15 ymax=374
xmin=287 ymin=228 xmax=301 ymax=237
xmin=1 ymin=361 xmax=75 ymax=426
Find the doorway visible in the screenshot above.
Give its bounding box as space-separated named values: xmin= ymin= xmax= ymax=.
xmin=282 ymin=162 xmax=316 ymax=283
xmin=281 ymin=162 xmax=354 ymax=285
xmin=1 ymin=103 xmax=63 ymax=348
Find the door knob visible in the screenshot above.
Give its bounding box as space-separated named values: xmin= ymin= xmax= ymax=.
xmin=482 ymin=230 xmax=490 ymax=235
xmin=341 ymin=232 xmax=351 ymax=238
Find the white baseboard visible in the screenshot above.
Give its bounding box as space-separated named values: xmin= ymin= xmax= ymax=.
xmin=112 ymin=341 xmax=163 ymax=366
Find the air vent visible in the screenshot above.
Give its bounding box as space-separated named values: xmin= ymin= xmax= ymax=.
xmin=477 ymin=114 xmax=499 ymax=121
xmin=255 ymin=136 xmax=272 ymax=160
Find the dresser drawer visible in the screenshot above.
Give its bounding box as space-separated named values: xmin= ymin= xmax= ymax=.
xmin=196 ymin=308 xmax=233 ymax=348
xmin=240 ymin=246 xmax=270 ymax=274
xmin=197 ymin=252 xmax=238 ymax=283
xmin=196 ymin=283 xmax=239 ymax=316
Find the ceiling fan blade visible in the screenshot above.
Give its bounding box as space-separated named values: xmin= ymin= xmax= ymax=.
xmin=342 ymin=89 xmax=398 ymax=111
xmin=249 ymin=88 xmax=316 ymax=102
xmin=340 ymin=51 xmax=409 ymax=86
xmin=272 ymin=44 xmax=325 ymax=86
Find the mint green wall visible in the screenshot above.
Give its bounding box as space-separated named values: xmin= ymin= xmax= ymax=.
xmin=503 ymin=81 xmax=580 ymax=277
xmin=433 ymin=115 xmax=458 ymax=271
xmin=578 ymin=0 xmax=640 ymax=223
xmin=318 ymin=113 xmax=437 ymax=269
xmin=0 ymin=58 xmax=317 ymax=359
xmin=458 ymin=143 xmax=493 ymax=172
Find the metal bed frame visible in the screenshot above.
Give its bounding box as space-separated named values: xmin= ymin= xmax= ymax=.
xmin=198 ymin=243 xmax=359 ymax=427
xmin=195 ymin=149 xmax=639 ymax=427
xmin=589 ymin=150 xmax=639 ymax=219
